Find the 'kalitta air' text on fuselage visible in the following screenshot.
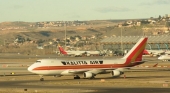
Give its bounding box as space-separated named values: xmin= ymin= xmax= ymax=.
xmin=61 ymin=60 xmax=103 ymax=65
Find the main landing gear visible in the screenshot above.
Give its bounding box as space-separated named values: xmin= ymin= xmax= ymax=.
xmin=74 ymin=75 xmax=80 ymax=79
xmin=40 ymin=78 xmax=44 ymax=81
xmin=89 ymin=76 xmax=95 ymax=79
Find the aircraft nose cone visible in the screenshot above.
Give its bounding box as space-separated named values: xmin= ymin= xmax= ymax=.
xmin=158 ymin=57 xmax=161 ymax=59
xmin=27 ymin=66 xmax=33 ymax=72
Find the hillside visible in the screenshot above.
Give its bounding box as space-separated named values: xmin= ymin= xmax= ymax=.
xmin=0 ymin=18 xmax=169 ymax=45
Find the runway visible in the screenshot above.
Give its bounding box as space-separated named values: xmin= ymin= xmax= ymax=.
xmin=0 ymin=55 xmax=170 ymax=93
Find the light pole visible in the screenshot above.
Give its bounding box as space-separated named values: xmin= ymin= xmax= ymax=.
xmin=64 ymin=23 xmax=66 ymax=50
xmin=121 ymin=27 xmax=123 ymax=54
xmin=142 ymin=26 xmax=146 ymax=37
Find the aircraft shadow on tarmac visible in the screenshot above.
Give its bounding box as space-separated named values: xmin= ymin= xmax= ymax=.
xmin=0 ymin=74 xmax=36 ymax=76
xmin=1 ymin=75 xmax=169 ymax=81
xmin=1 ymin=70 xmax=170 ymax=78
xmin=127 ymin=69 xmax=170 ymax=72
xmin=125 ymin=76 xmax=170 ymax=79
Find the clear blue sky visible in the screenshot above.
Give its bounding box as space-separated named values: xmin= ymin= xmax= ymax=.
xmin=0 ymin=0 xmax=170 ymax=22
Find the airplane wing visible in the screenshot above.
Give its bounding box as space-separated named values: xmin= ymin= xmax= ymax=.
xmin=62 ymin=69 xmax=115 ymax=75
xmin=68 ymin=69 xmax=89 ymax=73
xmin=66 ymin=62 xmax=159 ymax=75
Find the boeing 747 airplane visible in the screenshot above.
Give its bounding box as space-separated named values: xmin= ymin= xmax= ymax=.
xmin=28 ymin=37 xmax=148 ymax=81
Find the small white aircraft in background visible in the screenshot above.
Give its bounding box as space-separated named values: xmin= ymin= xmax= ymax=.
xmin=58 ymin=45 xmax=101 ymax=57
xmin=165 ymin=50 xmax=170 ymax=55
xmin=58 ymin=46 xmax=86 ymax=57
xmin=143 ymin=49 xmax=165 ymax=56
xmin=28 ymin=37 xmax=148 ymax=81
xmin=158 ymin=54 xmax=170 ymax=61
xmin=86 ymin=51 xmax=101 ymax=56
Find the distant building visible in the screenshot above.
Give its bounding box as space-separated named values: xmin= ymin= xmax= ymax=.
xmin=136 ymin=22 xmax=141 ymax=26
xmin=37 ymin=46 xmax=44 ymax=49
xmin=165 ymin=14 xmax=170 ymax=18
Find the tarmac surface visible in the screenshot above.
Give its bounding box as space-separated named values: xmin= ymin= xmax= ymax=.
xmin=0 ymin=54 xmax=170 ymax=93
xmin=1 ymin=71 xmax=170 ymax=93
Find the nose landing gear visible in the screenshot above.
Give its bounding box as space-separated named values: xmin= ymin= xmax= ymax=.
xmin=39 ymin=75 xmax=44 ymax=81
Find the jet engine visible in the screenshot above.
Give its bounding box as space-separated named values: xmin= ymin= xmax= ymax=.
xmin=83 ymin=72 xmax=95 ymax=78
xmin=111 ymin=70 xmax=124 ymax=77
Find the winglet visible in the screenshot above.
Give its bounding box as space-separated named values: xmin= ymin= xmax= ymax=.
xmin=153 ymin=63 xmax=158 ymax=67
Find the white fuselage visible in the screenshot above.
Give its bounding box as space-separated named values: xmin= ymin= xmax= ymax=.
xmin=66 ymin=51 xmax=85 ymax=56
xmin=165 ymin=51 xmax=170 ymax=55
xmin=86 ymin=51 xmax=100 ymax=55
xmin=147 ymin=50 xmax=165 ymax=56
xmin=66 ymin=51 xmax=100 ymax=56
xmin=28 ymin=58 xmax=134 ymax=76
xmin=158 ymin=55 xmax=170 ymax=61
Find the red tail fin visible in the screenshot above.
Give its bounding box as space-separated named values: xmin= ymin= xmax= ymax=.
xmin=58 ymin=46 xmax=67 ymax=55
xmin=143 ymin=49 xmax=149 ymax=55
xmin=123 ymin=37 xmax=148 ymax=62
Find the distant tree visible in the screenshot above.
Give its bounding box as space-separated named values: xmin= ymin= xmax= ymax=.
xmin=158 ymin=15 xmax=162 ymax=20
xmin=78 ymin=43 xmax=84 ymax=47
xmin=75 ymin=35 xmax=81 ymax=39
xmin=70 ymin=36 xmax=75 ymax=40
xmin=16 ymin=35 xmax=22 ymax=38
xmin=140 ymin=20 xmax=150 ymax=24
xmin=150 ymin=17 xmax=154 ymax=19
xmin=26 ymin=38 xmax=31 ymax=41
xmin=122 ymin=23 xmax=129 ymax=26
xmin=66 ymin=39 xmax=70 ymax=44
xmin=56 ymin=39 xmax=60 ymax=42
xmin=36 ymin=39 xmax=44 ymax=44
xmin=166 ymin=22 xmax=170 ymax=27
xmin=15 ymin=35 xmax=25 ymax=43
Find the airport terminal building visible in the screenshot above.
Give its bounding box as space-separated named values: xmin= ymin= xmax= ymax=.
xmin=100 ymin=35 xmax=170 ymax=52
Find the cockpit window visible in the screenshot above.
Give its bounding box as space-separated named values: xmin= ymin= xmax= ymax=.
xmin=35 ymin=61 xmax=41 ymax=63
